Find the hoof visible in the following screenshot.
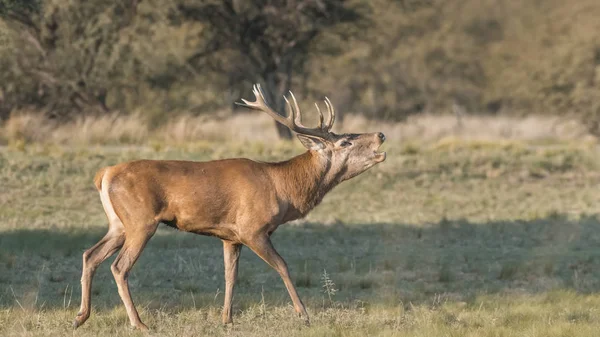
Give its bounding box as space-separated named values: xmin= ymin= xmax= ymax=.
xmin=298 ymin=311 xmax=310 ymax=327
xmin=73 ymin=312 xmax=88 ymax=329
xmin=134 ymin=323 xmax=149 ymax=331
xmin=73 ymin=317 xmax=85 ymax=329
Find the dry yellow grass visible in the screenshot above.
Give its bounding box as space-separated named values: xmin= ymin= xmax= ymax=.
xmin=0 ymin=111 xmax=593 ymax=146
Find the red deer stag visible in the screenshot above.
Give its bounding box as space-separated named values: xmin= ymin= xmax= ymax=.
xmin=73 ymin=84 xmax=386 ymax=330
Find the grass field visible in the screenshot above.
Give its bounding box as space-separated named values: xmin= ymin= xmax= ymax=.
xmin=2 ymin=137 xmax=600 ymax=336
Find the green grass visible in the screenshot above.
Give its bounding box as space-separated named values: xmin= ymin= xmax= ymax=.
xmin=2 ymin=140 xmax=600 ymax=336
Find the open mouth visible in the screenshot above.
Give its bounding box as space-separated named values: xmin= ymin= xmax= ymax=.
xmin=374 ymin=151 xmax=386 ymax=162
xmin=373 ymin=134 xmax=386 ymax=162
xmin=373 ymin=147 xmax=386 ymax=162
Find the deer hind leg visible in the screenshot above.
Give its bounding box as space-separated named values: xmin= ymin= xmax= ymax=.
xmin=110 ymin=227 xmax=156 ymax=331
xmin=222 ymin=241 xmax=242 ymax=324
xmin=74 ymin=229 xmax=125 ymax=329
xmin=246 ymin=235 xmax=309 ymax=325
xmin=75 ymin=172 xmax=126 ymax=329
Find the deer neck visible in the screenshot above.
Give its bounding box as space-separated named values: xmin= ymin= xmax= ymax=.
xmin=268 ymin=150 xmax=341 ymax=218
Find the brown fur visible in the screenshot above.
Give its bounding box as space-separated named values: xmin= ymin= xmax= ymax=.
xmin=73 ymin=88 xmax=386 ymax=330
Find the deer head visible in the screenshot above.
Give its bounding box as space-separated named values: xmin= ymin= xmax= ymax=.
xmin=238 ymin=84 xmax=386 ymax=182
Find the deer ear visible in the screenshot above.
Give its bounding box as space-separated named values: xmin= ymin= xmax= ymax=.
xmin=297 ymin=134 xmax=325 ymax=151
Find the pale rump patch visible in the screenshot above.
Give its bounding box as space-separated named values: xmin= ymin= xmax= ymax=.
xmin=100 ymin=169 xmax=124 ymax=233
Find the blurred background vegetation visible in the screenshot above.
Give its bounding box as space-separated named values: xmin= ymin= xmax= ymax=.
xmin=1 ymin=0 xmax=600 ymax=138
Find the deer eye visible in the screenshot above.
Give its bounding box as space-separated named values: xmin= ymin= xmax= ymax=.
xmin=340 ymin=141 xmax=352 ymax=147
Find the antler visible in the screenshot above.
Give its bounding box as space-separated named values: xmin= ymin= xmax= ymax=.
xmin=237 ymin=84 xmax=336 ymax=139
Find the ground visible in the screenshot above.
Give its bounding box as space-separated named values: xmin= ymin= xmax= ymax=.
xmin=1 ymin=139 xmax=600 ymax=336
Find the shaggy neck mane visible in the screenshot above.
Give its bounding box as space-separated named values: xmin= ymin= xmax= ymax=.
xmin=267 ymin=150 xmax=341 ymax=217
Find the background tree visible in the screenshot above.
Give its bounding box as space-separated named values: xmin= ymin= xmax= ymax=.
xmin=178 ymin=0 xmax=368 ymax=139
xmin=0 ymin=0 xmax=148 ymax=119
xmin=2 ymin=0 xmax=600 ymax=137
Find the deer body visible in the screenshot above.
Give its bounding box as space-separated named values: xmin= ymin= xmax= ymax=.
xmin=74 ymin=84 xmax=386 ymax=330
xmin=101 ymin=151 xmax=331 ymax=241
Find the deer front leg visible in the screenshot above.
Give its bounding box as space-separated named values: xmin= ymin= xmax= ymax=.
xmin=222 ymin=241 xmax=242 ymax=324
xmin=246 ymin=235 xmax=309 ymax=325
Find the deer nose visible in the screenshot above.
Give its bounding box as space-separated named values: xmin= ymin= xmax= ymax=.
xmin=377 ymin=132 xmax=386 ymax=142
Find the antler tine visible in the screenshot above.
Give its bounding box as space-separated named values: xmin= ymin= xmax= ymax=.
xmin=283 ymin=95 xmax=296 ymax=124
xmin=286 ymin=91 xmax=303 ymax=127
xmin=314 ymin=102 xmax=324 ymax=129
xmin=324 ymin=97 xmax=335 ymax=131
xmin=237 ymin=84 xmax=264 ymax=109
xmin=238 ymin=84 xmax=292 ymax=129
